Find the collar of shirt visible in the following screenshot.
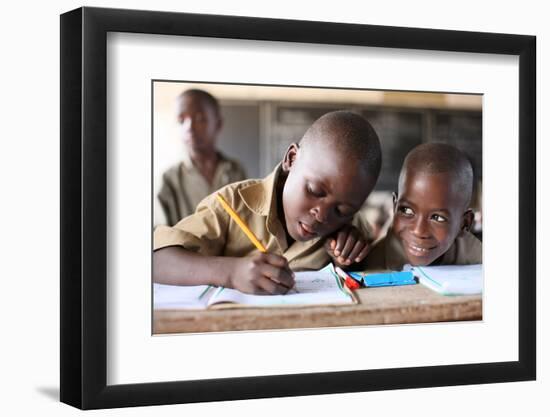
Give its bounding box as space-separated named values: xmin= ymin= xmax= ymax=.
xmin=181 ymin=151 xmax=234 ymax=186
xmin=182 ymin=150 xmax=231 ymax=170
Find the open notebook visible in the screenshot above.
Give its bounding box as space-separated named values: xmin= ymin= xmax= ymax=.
xmin=405 ymin=264 xmax=483 ymax=296
xmin=154 ymin=263 xmax=357 ymax=310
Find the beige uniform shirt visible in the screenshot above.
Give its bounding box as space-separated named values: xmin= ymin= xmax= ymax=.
xmin=154 ymin=165 xmax=373 ymax=272
xmin=361 ymin=227 xmax=482 ymax=271
xmin=157 ymin=152 xmax=247 ymax=226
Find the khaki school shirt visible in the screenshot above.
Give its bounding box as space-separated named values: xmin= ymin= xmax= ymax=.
xmin=154 ymin=165 xmax=373 ymax=272
xmin=361 ymin=228 xmax=482 ymax=271
xmin=157 ymin=152 xmax=247 ymax=226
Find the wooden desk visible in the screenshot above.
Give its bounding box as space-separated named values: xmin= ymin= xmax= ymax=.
xmin=153 ymin=284 xmax=482 ymax=334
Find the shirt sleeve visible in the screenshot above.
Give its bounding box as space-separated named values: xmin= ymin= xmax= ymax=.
xmin=153 ymin=190 xmax=231 ymax=256
xmin=454 ymin=231 xmax=483 ymax=265
xmin=156 ymin=175 xmax=177 ymax=226
xmin=153 ymin=195 xmax=167 ymax=227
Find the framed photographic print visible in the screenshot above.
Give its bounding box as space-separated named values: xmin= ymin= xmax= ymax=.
xmin=60 ymin=6 xmax=536 ymax=410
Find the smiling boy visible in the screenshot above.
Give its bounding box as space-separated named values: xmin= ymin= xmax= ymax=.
xmin=153 ymin=111 xmax=382 ymax=294
xmin=363 ymin=142 xmax=481 ymax=270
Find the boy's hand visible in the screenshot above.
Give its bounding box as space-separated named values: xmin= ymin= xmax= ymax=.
xmin=227 ymin=253 xmax=295 ymax=295
xmin=325 ymin=225 xmax=371 ymax=267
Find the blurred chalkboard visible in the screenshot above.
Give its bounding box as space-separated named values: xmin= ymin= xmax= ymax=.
xmin=218 ymin=104 xmax=261 ymax=178
xmin=363 ymin=109 xmax=423 ymax=191
xmin=241 ymin=103 xmax=482 ymax=191
xmin=431 ymin=111 xmax=483 ymax=181
xmin=265 ymin=105 xmax=342 ymax=173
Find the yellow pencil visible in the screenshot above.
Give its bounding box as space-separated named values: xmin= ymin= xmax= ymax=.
xmin=216 ymin=193 xmax=297 ymax=293
xmin=216 ymin=193 xmax=267 ymax=252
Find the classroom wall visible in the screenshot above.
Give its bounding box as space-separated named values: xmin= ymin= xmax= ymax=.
xmin=154 ymin=88 xmax=483 ymax=232
xmin=154 ymin=81 xmax=481 ymax=191
xmin=219 ymin=103 xmax=261 ymax=178
xmin=1 ymin=1 xmax=546 ymax=417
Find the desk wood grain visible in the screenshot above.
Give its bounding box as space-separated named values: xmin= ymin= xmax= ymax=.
xmin=153 ymin=284 xmax=481 ymax=334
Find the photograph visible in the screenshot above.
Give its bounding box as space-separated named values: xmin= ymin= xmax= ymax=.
xmin=152 ymin=81 xmax=483 ymax=334
xmin=1 ymin=0 xmax=547 ymax=414
xmin=58 ymin=5 xmax=536 ymax=410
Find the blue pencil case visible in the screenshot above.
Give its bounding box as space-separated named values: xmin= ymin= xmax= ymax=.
xmin=348 ymin=271 xmax=417 ymax=287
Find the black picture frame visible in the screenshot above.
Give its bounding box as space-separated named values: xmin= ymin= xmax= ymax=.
xmin=60 ymin=6 xmax=536 ymax=410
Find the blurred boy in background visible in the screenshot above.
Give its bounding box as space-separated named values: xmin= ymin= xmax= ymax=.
xmin=157 ymin=89 xmax=247 ymax=226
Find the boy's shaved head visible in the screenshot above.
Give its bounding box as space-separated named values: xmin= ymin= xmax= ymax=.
xmin=300 ymin=111 xmax=382 ymax=181
xmin=280 ymin=111 xmax=381 ymax=243
xmin=178 ymin=89 xmax=221 ymax=117
xmin=399 ymin=143 xmax=474 ymax=209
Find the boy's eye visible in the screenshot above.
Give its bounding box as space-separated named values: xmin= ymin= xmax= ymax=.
xmin=178 ymin=114 xmax=206 ymax=124
xmin=306 ymin=184 xmax=324 ymax=198
xmin=398 ymin=206 xmax=414 ymax=216
xmin=431 ymin=214 xmax=448 ymax=223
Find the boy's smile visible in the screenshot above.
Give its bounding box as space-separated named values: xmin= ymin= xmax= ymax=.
xmin=281 ymin=142 xmax=375 ymax=243
xmin=393 ymin=171 xmax=470 ymax=265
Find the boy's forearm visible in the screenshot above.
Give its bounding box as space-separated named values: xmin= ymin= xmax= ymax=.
xmin=153 ymin=246 xmax=232 ymax=287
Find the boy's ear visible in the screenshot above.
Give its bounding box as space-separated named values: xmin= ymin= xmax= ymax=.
xmin=460 ymin=209 xmax=475 ymax=234
xmin=282 ymin=143 xmax=300 ymax=173
xmin=391 ymin=192 xmax=398 ymax=212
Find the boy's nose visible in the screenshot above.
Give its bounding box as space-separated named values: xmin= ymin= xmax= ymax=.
xmin=311 ymin=205 xmax=329 ymax=224
xmin=412 ymin=216 xmax=430 ymax=238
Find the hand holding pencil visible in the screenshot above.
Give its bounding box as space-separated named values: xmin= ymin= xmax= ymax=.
xmin=216 ymin=194 xmax=296 ymax=295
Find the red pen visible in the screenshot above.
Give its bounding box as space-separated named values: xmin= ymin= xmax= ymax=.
xmin=335 ymin=266 xmax=361 ymax=290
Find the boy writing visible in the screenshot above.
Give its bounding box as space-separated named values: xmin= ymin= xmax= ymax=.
xmin=154 ymin=111 xmax=382 ymax=294
xmin=363 ymin=142 xmax=481 ymax=270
